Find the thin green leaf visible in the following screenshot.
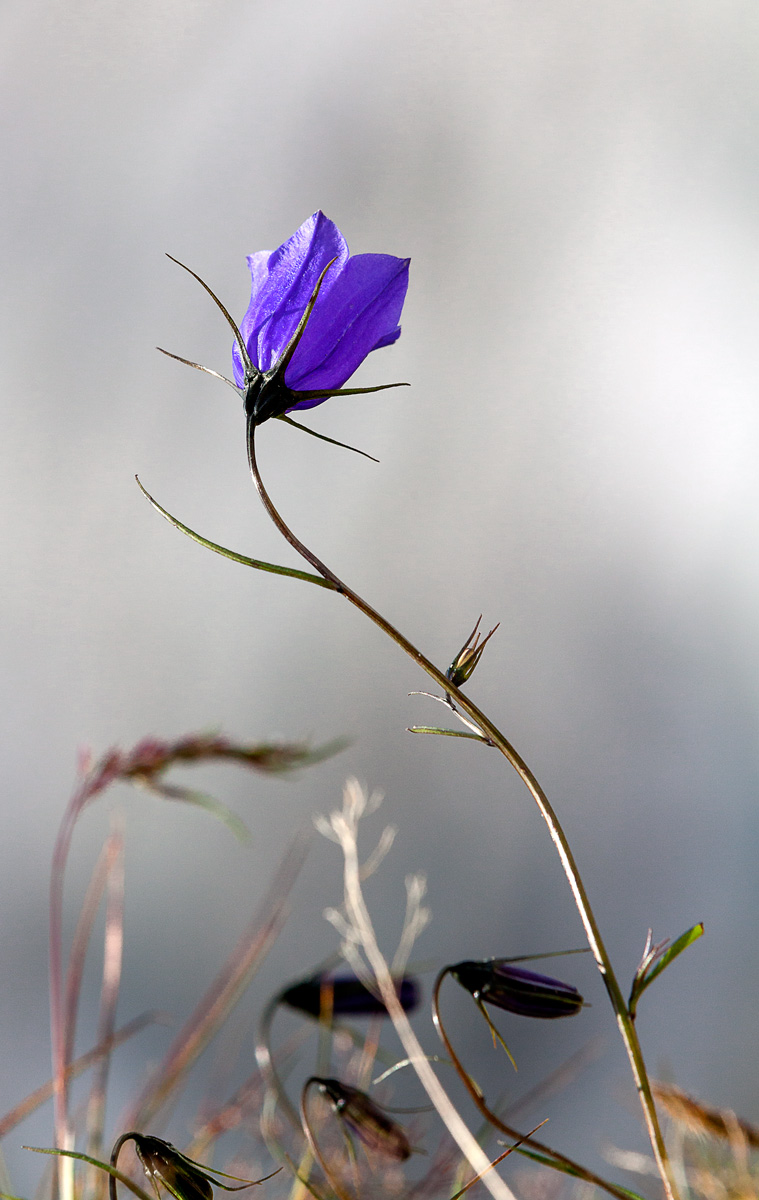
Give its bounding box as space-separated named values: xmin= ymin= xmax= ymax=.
xmin=643 ymin=923 xmax=704 ymax=988
xmin=513 ymin=1149 xmax=648 ymax=1200
xmin=629 ymin=923 xmax=704 ymax=1015
xmin=155 ymin=347 xmax=239 ymax=394
xmin=22 ymin=1149 xmax=154 ymax=1200
xmin=135 ymin=478 xmax=337 ymax=590
xmin=290 ymin=382 xmax=409 ymax=400
xmin=407 ymin=726 xmax=489 ymax=742
xmin=493 ymin=948 xmax=590 ymax=965
xmin=475 ymin=998 xmax=517 ymax=1071
xmin=139 ymin=780 xmax=251 ymax=844
xmin=212 ymin=1170 xmax=281 ymax=1191
xmin=447 ymin=1123 xmax=549 ymax=1200
xmin=373 ymin=1055 xmax=447 ymax=1085
xmin=276 ymin=416 xmax=379 ymax=462
xmin=164 ymin=255 xmax=251 ymax=374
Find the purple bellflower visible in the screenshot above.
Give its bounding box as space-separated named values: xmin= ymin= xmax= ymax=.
xmin=160 ymin=213 xmax=409 ymax=452
xmin=231 ymin=211 xmax=410 ymax=427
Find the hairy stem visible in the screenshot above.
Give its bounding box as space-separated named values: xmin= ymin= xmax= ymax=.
xmin=246 ymin=423 xmax=680 ymax=1200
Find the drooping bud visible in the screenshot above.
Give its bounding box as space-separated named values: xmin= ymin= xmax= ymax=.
xmin=115 ymin=1133 xmax=276 ymax=1200
xmin=449 ymin=960 xmax=584 ymax=1019
xmin=132 ymin=1137 xmax=212 ymax=1200
xmin=310 ymin=1077 xmax=411 ymax=1162
xmin=280 ymin=973 xmax=419 ymax=1019
xmin=445 ymin=617 xmax=499 ymax=689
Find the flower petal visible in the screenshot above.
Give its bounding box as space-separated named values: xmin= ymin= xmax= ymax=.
xmin=284 ymin=252 xmax=410 ymax=396
xmin=232 ymin=250 xmax=270 ymax=386
xmin=239 ymin=212 xmax=348 ymax=377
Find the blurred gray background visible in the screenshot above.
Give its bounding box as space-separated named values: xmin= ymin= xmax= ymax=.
xmin=2 ymin=0 xmax=759 ymax=1194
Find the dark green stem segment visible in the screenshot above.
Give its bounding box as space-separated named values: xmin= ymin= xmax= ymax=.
xmin=245 ymin=423 xmax=680 ymax=1200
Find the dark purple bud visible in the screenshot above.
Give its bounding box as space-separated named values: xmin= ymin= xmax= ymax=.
xmin=312 ymin=1077 xmax=411 ymax=1162
xmin=449 ymin=960 xmax=584 ymax=1019
xmin=446 ymin=617 xmax=499 ymax=689
xmin=281 ymin=973 xmax=419 ymax=1019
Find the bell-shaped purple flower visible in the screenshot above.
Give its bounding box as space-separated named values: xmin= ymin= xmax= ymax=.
xmin=232 ymin=212 xmax=410 ymax=425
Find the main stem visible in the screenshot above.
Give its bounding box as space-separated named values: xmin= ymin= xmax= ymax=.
xmin=246 ymin=422 xmax=680 ymax=1200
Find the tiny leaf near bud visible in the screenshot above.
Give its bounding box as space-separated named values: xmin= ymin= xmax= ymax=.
xmin=628 ymin=923 xmax=704 ymax=1018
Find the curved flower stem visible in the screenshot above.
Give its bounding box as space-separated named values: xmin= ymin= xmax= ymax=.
xmin=255 ymin=993 xmax=305 ymax=1137
xmin=246 ymin=423 xmax=679 ymax=1200
xmin=431 ymin=971 xmax=638 ymax=1200
xmin=299 ymin=1081 xmax=357 ymax=1200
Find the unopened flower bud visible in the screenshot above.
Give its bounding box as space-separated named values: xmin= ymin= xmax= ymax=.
xmin=446 ymin=617 xmax=499 ymax=688
xmin=449 ymin=960 xmax=583 ymax=1019
xmin=311 ymin=1077 xmax=411 ymax=1162
xmin=117 ymin=1133 xmax=276 ymax=1200
xmin=132 ymin=1136 xmax=214 ymax=1200
xmin=281 ymin=973 xmax=419 ymax=1019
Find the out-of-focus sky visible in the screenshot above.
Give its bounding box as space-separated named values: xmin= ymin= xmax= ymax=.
xmin=2 ymin=0 xmax=759 ymax=1193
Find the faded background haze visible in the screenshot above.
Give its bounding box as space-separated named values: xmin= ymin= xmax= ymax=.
xmin=2 ymin=1 xmax=759 ymax=1194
